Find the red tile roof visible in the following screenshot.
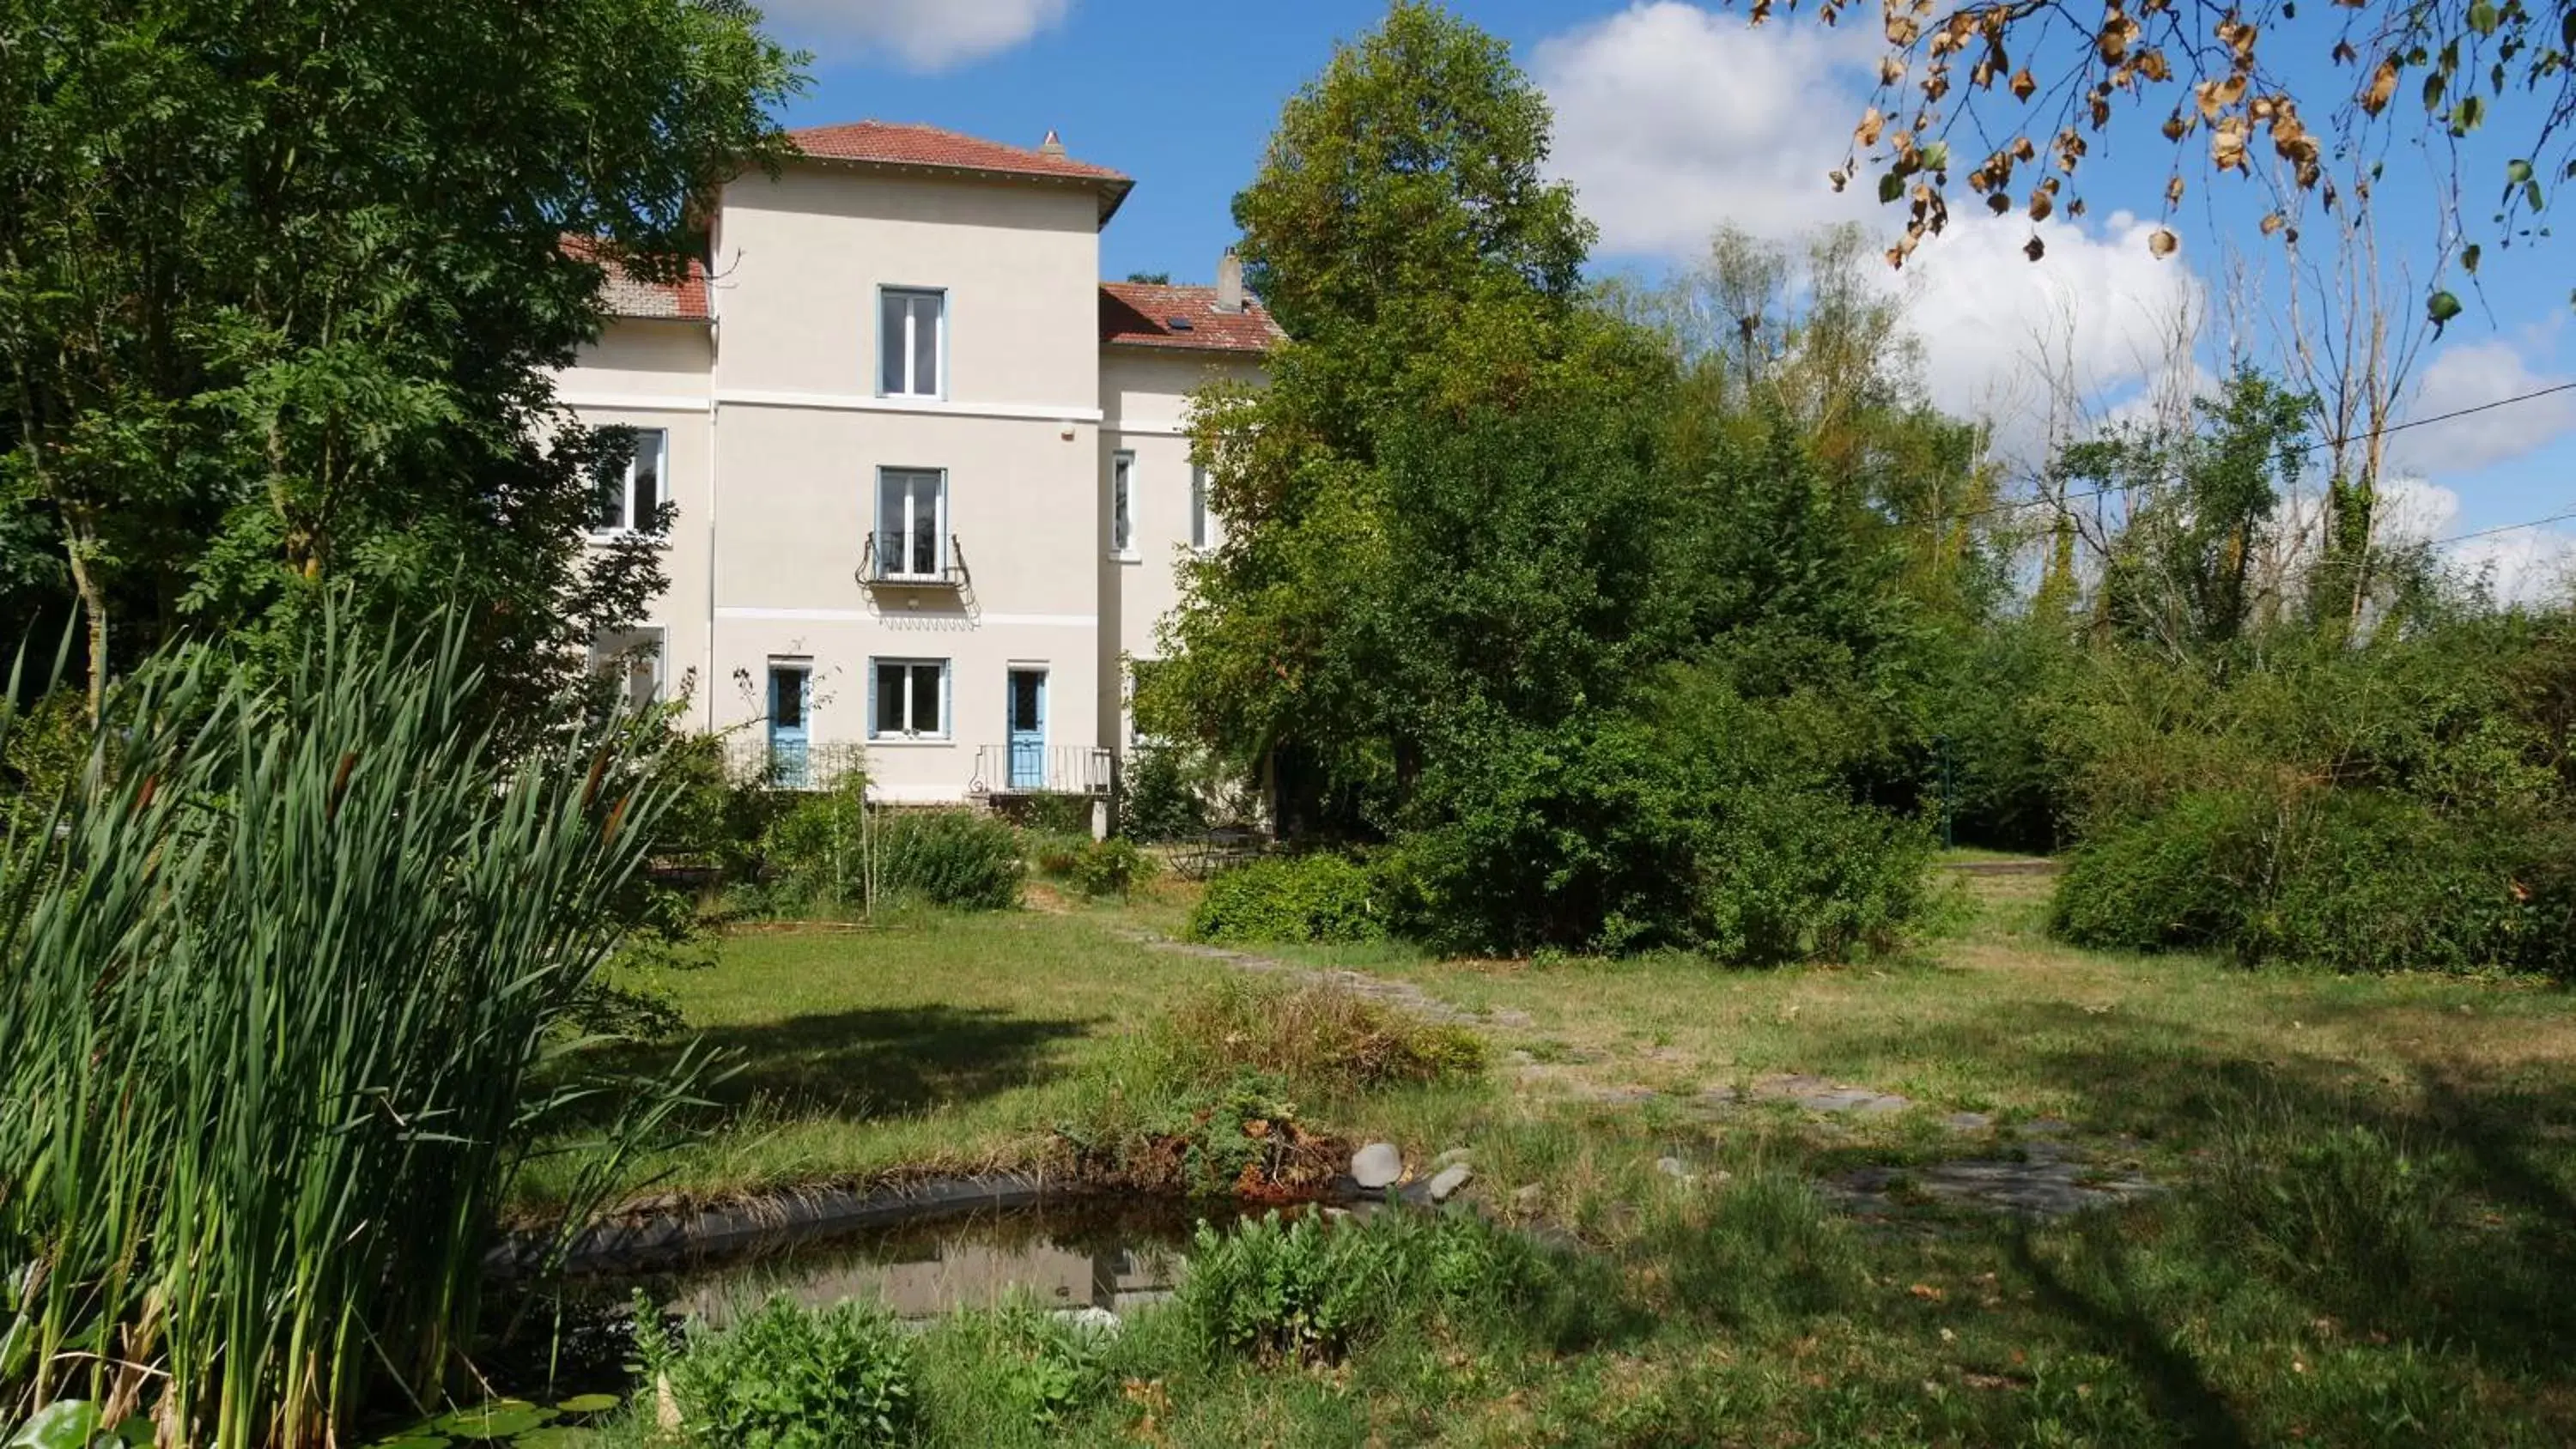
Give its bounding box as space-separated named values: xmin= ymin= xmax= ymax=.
xmin=566 ymin=236 xmax=710 ymax=322
xmin=790 ymin=122 xmax=1133 ymax=224
xmin=1099 ymin=282 xmax=1285 ymax=355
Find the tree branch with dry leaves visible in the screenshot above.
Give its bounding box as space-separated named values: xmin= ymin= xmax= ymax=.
xmin=1738 ymin=0 xmax=2570 ymax=312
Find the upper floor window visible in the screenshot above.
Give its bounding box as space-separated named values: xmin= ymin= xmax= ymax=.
xmin=1110 ymin=452 xmax=1135 ymax=557
xmin=1190 ymin=464 xmax=1212 ymax=550
xmin=876 ymin=467 xmax=947 ymax=579
xmin=879 ymin=287 xmax=945 ymax=398
xmin=592 ymin=427 xmax=666 ymax=536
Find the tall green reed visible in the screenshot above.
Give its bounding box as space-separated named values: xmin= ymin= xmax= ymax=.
xmin=0 ymin=605 xmax=686 ymax=1447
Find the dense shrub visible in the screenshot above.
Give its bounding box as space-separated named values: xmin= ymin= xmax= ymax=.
xmin=1188 ymin=852 xmax=1385 ymax=944
xmin=660 ymin=1297 xmax=916 ymax=1449
xmin=1384 ymin=701 xmax=1934 ymax=961
xmin=759 ymin=794 xmax=1023 ymax=912
xmin=753 ymin=775 xmax=871 ymax=909
xmin=1696 ymin=785 xmax=1937 ymax=965
xmin=872 ymin=808 xmax=1026 ymax=911
xmin=2050 ymin=789 xmax=2268 ymax=954
xmin=1068 ymin=837 xmax=1158 ymax=899
xmin=2055 ymin=784 xmax=2573 ymax=973
xmin=1120 ymin=743 xmax=1215 ymax=842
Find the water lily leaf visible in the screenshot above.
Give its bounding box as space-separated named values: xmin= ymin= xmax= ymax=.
xmin=4 ymin=1404 xmax=100 ymax=1449
xmin=360 ymin=1438 xmax=451 ymax=1449
xmin=510 ymin=1429 xmax=602 ymax=1448
xmin=430 ymin=1404 xmax=552 ymax=1441
xmin=552 ymin=1395 xmax=621 ymax=1416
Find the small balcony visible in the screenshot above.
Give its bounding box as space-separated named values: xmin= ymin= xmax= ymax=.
xmin=857 ymin=532 xmax=970 ymax=590
xmin=969 ymin=744 xmax=1114 ymax=797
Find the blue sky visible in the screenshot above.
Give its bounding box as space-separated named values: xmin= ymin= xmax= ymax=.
xmin=768 ymin=1 xmax=2574 ymax=595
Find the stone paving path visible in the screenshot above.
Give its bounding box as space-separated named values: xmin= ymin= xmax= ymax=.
xmin=1124 ymin=931 xmax=1535 ymax=1029
xmin=1127 ymin=932 xmax=2151 ymax=1221
xmin=1824 ymin=1139 xmax=2159 ymax=1219
xmin=1507 ymin=1052 xmax=2158 ymax=1219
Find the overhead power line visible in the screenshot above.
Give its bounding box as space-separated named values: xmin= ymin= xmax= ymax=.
xmin=2431 ymin=507 xmax=2576 ymax=548
xmin=1958 ymin=379 xmax=2576 ymax=524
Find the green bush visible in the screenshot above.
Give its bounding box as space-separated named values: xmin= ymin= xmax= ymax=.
xmin=1174 ymin=1209 xmax=1541 ymax=1364
xmin=872 ymin=808 xmax=1026 ymax=912
xmin=754 ymin=775 xmax=871 ymax=910
xmin=1120 ymin=743 xmax=1213 ymax=842
xmin=1187 ymin=852 xmax=1384 ymax=945
xmin=1383 ymin=703 xmax=1933 ymax=961
xmin=2050 ymin=788 xmax=2264 ymax=955
xmin=1696 ymin=786 xmax=1936 ymax=965
xmin=758 ymin=796 xmax=1023 ymax=913
xmin=2054 ymin=785 xmax=2571 ymax=973
xmin=1067 ymin=836 xmax=1157 ymax=899
xmin=663 ymin=1297 xmax=916 ymax=1449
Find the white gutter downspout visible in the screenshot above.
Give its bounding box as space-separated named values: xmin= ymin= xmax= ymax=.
xmin=704 ymin=312 xmax=721 ymax=737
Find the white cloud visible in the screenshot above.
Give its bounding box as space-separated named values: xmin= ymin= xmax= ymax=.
xmin=1534 ymin=3 xmax=1879 ymax=254
xmin=2385 ymin=336 xmax=2576 ymax=476
xmin=760 ymin=0 xmax=1069 ymax=71
xmin=2372 ymin=477 xmax=2576 ymax=605
xmin=1534 ymin=2 xmax=2203 ymax=467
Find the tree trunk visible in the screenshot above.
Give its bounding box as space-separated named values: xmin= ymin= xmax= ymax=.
xmin=63 ymin=512 xmax=110 ymax=719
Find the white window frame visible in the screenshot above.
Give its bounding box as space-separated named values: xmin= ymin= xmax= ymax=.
xmin=587 ymin=626 xmax=665 ymax=709
xmin=590 ymin=427 xmax=668 ymax=537
xmin=1110 ymin=451 xmax=1137 ymax=559
xmin=878 ymin=286 xmax=947 ymax=400
xmin=868 ymin=656 xmax=951 ymax=742
xmin=1189 ymin=464 xmax=1212 ymax=551
xmin=874 ymin=467 xmax=949 ymax=580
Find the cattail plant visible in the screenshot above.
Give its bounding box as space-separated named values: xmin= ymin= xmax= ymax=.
xmin=0 ymin=603 xmax=685 ymax=1447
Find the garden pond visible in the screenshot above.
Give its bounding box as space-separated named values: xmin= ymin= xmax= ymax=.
xmin=360 ymin=1191 xmax=1309 ymax=1447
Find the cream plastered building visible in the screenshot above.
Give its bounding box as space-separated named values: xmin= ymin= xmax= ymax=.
xmin=560 ymin=122 xmax=1278 ymax=809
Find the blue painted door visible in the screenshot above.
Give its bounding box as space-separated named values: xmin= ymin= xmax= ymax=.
xmin=769 ymin=664 xmax=811 ymax=789
xmin=1007 ymin=668 xmax=1047 ymax=791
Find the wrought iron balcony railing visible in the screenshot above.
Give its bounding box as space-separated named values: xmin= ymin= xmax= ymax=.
xmin=969 ymin=744 xmax=1115 ymax=797
xmin=856 ymin=532 xmax=970 ymax=588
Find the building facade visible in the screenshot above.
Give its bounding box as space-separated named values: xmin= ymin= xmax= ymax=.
xmin=557 ymin=122 xmax=1277 ymax=809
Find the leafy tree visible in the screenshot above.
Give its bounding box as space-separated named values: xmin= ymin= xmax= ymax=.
xmin=0 ymin=0 xmax=797 ymax=712
xmin=1147 ymin=0 xmax=1640 ymax=832
xmin=2056 ymin=367 xmax=2313 ymax=664
xmin=1151 ymin=7 xmax=1937 ymax=955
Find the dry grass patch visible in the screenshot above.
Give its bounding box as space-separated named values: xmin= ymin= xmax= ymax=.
xmin=1148 ymin=976 xmax=1488 ymax=1099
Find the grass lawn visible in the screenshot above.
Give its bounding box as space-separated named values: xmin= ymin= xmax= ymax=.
xmin=538 ymin=867 xmax=2576 ymax=1445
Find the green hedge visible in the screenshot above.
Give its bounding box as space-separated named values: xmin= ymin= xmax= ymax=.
xmin=1187 ymin=853 xmax=1385 ymax=945
xmin=2054 ymin=785 xmax=2574 ymax=973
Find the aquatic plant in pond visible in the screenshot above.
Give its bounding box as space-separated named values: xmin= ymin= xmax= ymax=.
xmin=0 ymin=608 xmax=689 ymax=1447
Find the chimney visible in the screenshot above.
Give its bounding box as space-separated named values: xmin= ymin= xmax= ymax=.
xmin=1038 ymin=129 xmax=1066 ymax=157
xmin=1215 ymin=248 xmax=1245 ymax=312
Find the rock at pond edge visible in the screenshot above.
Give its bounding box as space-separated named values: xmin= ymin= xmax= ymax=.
xmin=1352 ymin=1142 xmax=1403 ymax=1189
